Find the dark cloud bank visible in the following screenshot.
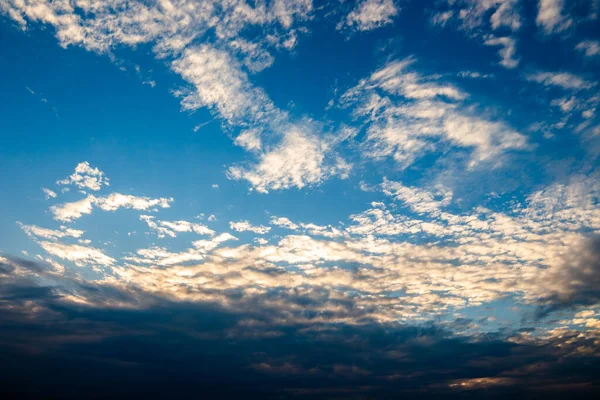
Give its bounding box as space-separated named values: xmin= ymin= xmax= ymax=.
xmin=1 ymin=256 xmax=600 ymax=399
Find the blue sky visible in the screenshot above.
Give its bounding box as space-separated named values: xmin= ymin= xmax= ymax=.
xmin=1 ymin=0 xmax=600 ymax=397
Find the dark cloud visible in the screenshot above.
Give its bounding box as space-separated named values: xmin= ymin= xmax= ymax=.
xmin=536 ymin=235 xmax=600 ymax=318
xmin=1 ymin=255 xmax=600 ymax=399
xmin=0 ymin=255 xmax=47 ymax=274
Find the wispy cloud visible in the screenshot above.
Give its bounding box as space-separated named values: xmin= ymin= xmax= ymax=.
xmin=576 ymin=40 xmax=600 ymax=57
xmin=51 ymin=193 xmax=173 ymax=222
xmin=341 ymin=57 xmax=528 ymax=169
xmin=526 ymin=71 xmax=595 ymax=90
xmin=536 ymin=0 xmax=572 ymax=35
xmin=338 ymin=0 xmax=399 ymax=32
xmin=41 ymin=188 xmax=57 ymax=199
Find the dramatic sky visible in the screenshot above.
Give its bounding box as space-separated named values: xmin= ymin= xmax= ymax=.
xmin=1 ymin=0 xmax=600 ymax=398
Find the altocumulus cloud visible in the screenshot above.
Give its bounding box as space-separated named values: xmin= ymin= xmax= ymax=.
xmin=2 ymin=0 xmax=600 ymax=397
xmin=3 ymin=161 xmax=600 ymax=397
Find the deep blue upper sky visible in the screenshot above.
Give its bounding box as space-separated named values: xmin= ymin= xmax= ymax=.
xmin=1 ymin=0 xmax=600 ymax=397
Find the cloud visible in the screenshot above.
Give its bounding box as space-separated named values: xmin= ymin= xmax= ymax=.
xmin=270 ymin=217 xmax=300 ymax=230
xmin=0 ymin=0 xmax=312 ymax=57
xmin=1 ymin=1 xmax=335 ymax=193
xmin=484 ymin=35 xmax=519 ymax=69
xmin=2 ymin=2 xmax=600 ymax=395
xmin=490 ymin=0 xmax=521 ymax=31
xmin=124 ymin=232 xmax=237 ymax=266
xmin=576 ymin=40 xmax=600 ymax=57
xmin=526 ymin=71 xmax=595 ymax=90
xmin=38 ymin=241 xmax=115 ymax=267
xmin=432 ymin=0 xmax=521 ymax=33
xmin=41 ymin=188 xmax=57 ymax=199
xmin=172 ymin=45 xmax=279 ymax=126
xmin=536 ymin=235 xmax=600 ymax=317
xmin=457 ymin=71 xmax=495 ymax=79
xmin=213 ymin=232 xmax=238 ymax=243
xmin=234 ymin=128 xmax=263 ymax=152
xmin=23 ymin=155 xmax=600 ymax=333
xmin=229 ymin=220 xmax=271 ymax=234
xmin=536 ymin=0 xmax=572 ymax=34
xmin=227 ymin=123 xmax=351 ymax=193
xmin=7 ymin=168 xmax=600 ymax=395
xmin=19 ymin=223 xmax=84 ymax=241
xmin=270 ymin=216 xmax=344 ymax=238
xmin=2 ymin=256 xmax=600 ymax=398
xmin=140 ymin=215 xmax=215 ymax=238
xmin=380 ymin=179 xmax=452 ymax=215
xmin=357 ymin=58 xmax=466 ymax=100
xmin=50 ymin=196 xmax=95 ymax=222
xmin=57 ymin=161 xmax=109 ymax=191
xmin=430 ymin=1 xmax=521 ymax=69
xmin=342 ymin=57 xmax=528 ymax=169
xmin=448 ymin=377 xmax=517 ymax=390
xmin=551 ymin=96 xmax=577 ymax=113
xmin=339 ymin=0 xmax=399 ymax=32
xmin=51 ymin=194 xmax=173 ymax=222
xmin=124 ymin=245 xmax=213 ymax=267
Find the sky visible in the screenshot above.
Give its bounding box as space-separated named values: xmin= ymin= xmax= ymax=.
xmin=1 ymin=0 xmax=600 ymax=398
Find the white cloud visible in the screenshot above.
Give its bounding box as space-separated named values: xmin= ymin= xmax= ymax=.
xmin=39 ymin=241 xmax=115 ymax=267
xmin=430 ymin=1 xmax=521 ymax=69
xmin=457 ymin=71 xmax=494 ymax=79
xmin=19 ymin=223 xmax=84 ymax=241
xmin=431 ymin=10 xmax=454 ymax=27
xmin=57 ymin=161 xmax=109 ymax=191
xmin=235 ymin=128 xmax=263 ymax=152
xmin=484 ymin=36 xmax=519 ymax=69
xmin=50 ymin=196 xmax=95 ymax=222
xmin=18 ymin=171 xmax=600 ymax=329
xmin=172 ymin=45 xmax=279 ymax=126
xmin=227 ymin=124 xmax=351 ymax=193
xmin=124 ymin=246 xmax=210 ymax=267
xmin=141 ymin=215 xmax=215 ymax=238
xmin=526 ymin=71 xmax=594 ymax=90
xmin=490 ymin=0 xmax=521 ymax=31
xmin=213 ymin=232 xmax=238 ymax=243
xmin=0 ymin=0 xmax=312 ymax=57
xmin=380 ymin=179 xmax=453 ymax=215
xmin=270 ymin=216 xmax=344 ymax=238
xmin=300 ymin=223 xmax=345 ymax=238
xmin=431 ymin=0 xmax=521 ymax=33
xmin=576 ymin=40 xmax=600 ymax=57
xmin=230 ymin=220 xmax=271 ymax=234
xmin=0 ymin=1 xmax=332 ymax=193
xmin=358 ymin=58 xmax=466 ymax=101
xmin=536 ymin=0 xmax=572 ymax=34
xmin=42 ymin=188 xmax=57 ymax=199
xmin=270 ymin=217 xmax=299 ymax=230
xmin=342 ymin=58 xmax=528 ymax=169
xmin=8 ymin=1 xmax=600 ymax=333
xmin=0 ymin=1 xmax=360 ymax=194
xmin=124 ymin=232 xmax=237 ymax=267
xmin=339 ymin=0 xmax=399 ymax=32
xmin=551 ymin=96 xmax=577 ymax=113
xmin=51 ymin=194 xmax=173 ymax=222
